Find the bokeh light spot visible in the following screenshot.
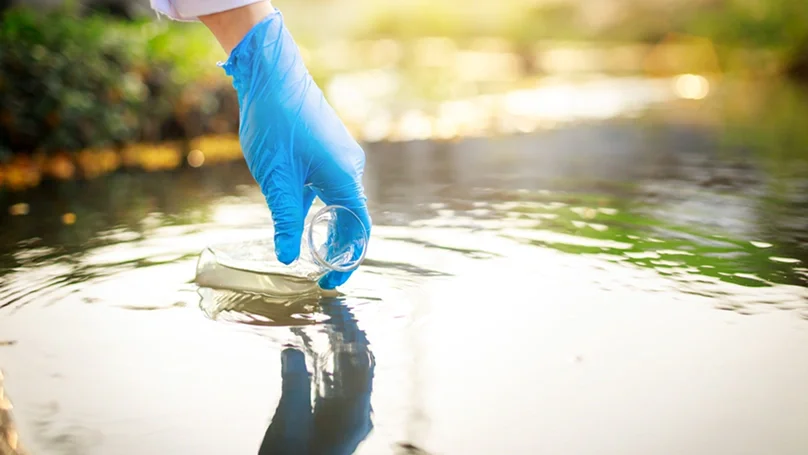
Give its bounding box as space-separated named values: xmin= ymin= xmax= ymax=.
xmin=9 ymin=203 xmax=29 ymax=216
xmin=673 ymin=74 xmax=710 ymax=100
xmin=188 ymin=150 xmax=205 ymax=168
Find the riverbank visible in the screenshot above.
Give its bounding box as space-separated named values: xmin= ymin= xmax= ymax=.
xmin=2 ymin=72 xmax=808 ymax=195
xmin=2 ymin=3 xmax=806 ymax=191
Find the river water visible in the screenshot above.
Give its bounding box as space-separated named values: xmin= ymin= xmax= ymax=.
xmin=1 ymin=76 xmax=808 ymax=455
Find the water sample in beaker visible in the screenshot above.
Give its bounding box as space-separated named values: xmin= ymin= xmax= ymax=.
xmin=194 ymin=205 xmax=369 ymax=296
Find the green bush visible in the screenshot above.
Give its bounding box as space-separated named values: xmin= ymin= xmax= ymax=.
xmin=0 ymin=7 xmax=145 ymax=153
xmin=0 ymin=5 xmax=233 ymax=156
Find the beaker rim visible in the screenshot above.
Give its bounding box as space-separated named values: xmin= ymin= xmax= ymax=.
xmin=307 ymin=204 xmax=369 ymax=273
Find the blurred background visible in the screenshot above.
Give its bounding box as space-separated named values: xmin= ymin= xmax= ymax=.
xmin=2 ymin=1 xmax=808 ymax=455
xmin=1 ymin=0 xmax=807 ymax=181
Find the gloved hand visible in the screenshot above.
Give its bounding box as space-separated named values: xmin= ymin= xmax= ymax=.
xmin=220 ymin=9 xmax=371 ymax=290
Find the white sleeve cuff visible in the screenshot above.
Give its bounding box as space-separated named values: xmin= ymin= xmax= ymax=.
xmin=150 ymin=0 xmax=267 ymax=21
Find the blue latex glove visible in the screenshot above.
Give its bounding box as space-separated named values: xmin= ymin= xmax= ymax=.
xmin=220 ymin=9 xmax=371 ymax=289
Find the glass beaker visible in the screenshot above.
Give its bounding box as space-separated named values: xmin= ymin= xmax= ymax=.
xmin=194 ymin=205 xmax=369 ymax=296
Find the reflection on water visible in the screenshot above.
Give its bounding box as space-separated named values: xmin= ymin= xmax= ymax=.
xmin=198 ymin=288 xmax=326 ymax=327
xmin=258 ymin=299 xmax=374 ymax=455
xmin=0 ymin=77 xmax=808 ymax=454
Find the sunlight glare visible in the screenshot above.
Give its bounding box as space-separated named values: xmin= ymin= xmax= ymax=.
xmin=673 ymin=74 xmax=710 ymax=100
xmin=396 ymin=110 xmax=433 ymax=141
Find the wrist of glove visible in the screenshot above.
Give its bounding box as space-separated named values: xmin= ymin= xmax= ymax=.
xmin=219 ymin=9 xmax=371 ymax=289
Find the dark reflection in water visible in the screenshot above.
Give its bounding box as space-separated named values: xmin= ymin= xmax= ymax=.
xmin=258 ymin=299 xmax=374 ymax=455
xmin=196 ymin=290 xmax=375 ymax=455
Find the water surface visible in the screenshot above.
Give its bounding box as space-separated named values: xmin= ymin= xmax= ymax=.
xmin=1 ymin=78 xmax=808 ymax=455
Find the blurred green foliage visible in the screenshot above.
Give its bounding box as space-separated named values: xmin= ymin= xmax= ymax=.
xmin=114 ymin=17 xmax=226 ymax=85
xmin=0 ymin=6 xmax=145 ymax=153
xmin=358 ymin=0 xmax=808 ymax=78
xmin=0 ymin=4 xmax=231 ymax=156
xmin=681 ymin=0 xmax=808 ymax=77
xmin=355 ymin=3 xmax=480 ymax=42
xmin=683 ymin=0 xmax=808 ymax=49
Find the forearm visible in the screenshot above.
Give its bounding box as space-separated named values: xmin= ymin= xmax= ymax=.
xmin=199 ymin=1 xmax=277 ymax=55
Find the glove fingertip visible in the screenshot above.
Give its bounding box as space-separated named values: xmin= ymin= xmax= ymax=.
xmin=319 ymin=271 xmax=351 ymax=290
xmin=275 ymin=232 xmax=302 ymax=265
